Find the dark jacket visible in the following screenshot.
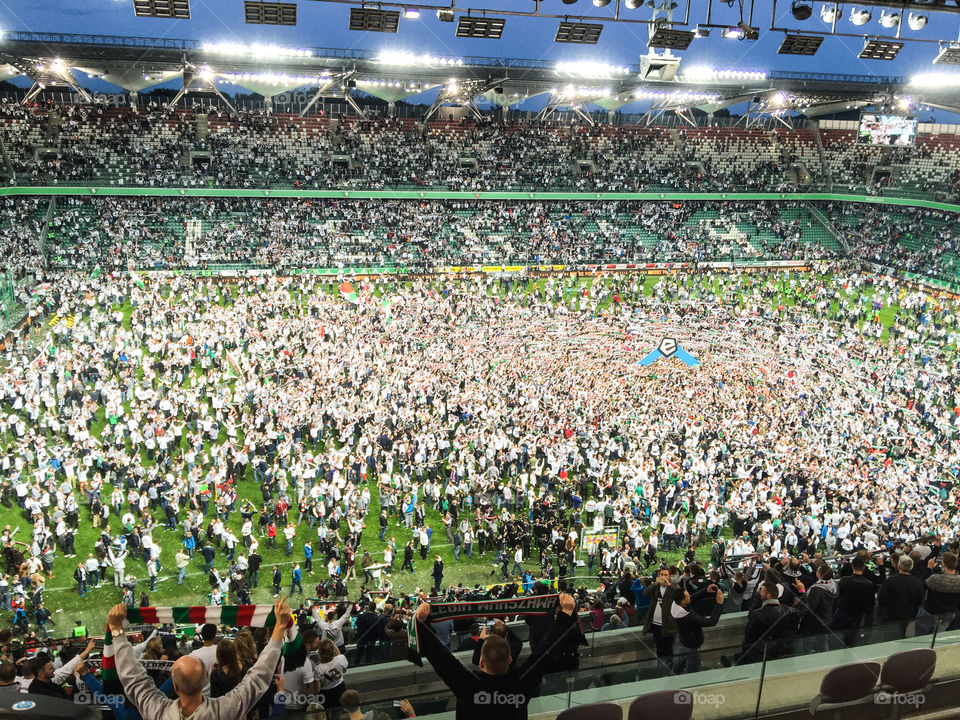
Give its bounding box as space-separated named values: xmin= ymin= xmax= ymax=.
xmin=836 ymin=574 xmax=877 ymax=618
xmin=415 ymin=608 xmax=584 ymax=720
xmin=672 ymin=588 xmax=723 ymax=649
xmin=355 ymin=611 xmax=383 ymax=645
xmin=800 ymin=578 xmax=839 ymax=634
xmin=27 ymin=678 xmax=69 ymax=700
xmin=742 ymin=599 xmax=791 ymax=663
xmin=922 ymin=572 xmax=960 ymax=615
xmin=642 ymin=582 xmax=677 ymax=635
xmin=209 ymin=661 xmax=251 ymax=697
xmin=878 ymin=573 xmax=925 ymax=621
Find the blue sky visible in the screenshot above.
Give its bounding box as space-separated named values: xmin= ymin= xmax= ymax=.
xmin=2 ymin=0 xmax=959 ymax=114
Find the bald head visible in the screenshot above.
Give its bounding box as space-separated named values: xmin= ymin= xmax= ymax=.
xmin=171 ymin=655 xmax=206 ymax=697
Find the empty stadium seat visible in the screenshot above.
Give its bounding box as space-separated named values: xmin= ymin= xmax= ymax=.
xmin=808 ymin=661 xmax=881 ymax=718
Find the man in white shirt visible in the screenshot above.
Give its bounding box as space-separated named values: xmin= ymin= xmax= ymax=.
xmin=643 ymin=567 xmax=676 ymax=666
xmin=189 ymin=623 xmax=219 ymax=695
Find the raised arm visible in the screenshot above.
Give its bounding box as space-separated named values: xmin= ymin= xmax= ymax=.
xmin=52 ymin=639 xmax=96 ymax=684
xmin=218 ymin=601 xmax=289 ymax=720
xmin=413 ymin=601 xmax=474 ymax=691
xmin=132 ymin=628 xmax=158 ymax=661
xmin=333 ymin=603 xmax=354 ymax=629
xmin=108 ymin=604 xmax=173 ymax=720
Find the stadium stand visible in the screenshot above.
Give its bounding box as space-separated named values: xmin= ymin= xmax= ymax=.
xmin=4 ymin=102 xmax=960 ymax=198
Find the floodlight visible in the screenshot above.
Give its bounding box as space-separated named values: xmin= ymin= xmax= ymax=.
xmin=244 ymin=1 xmax=297 ymax=26
xmin=849 ymin=7 xmax=871 ymax=26
xmin=403 ymin=7 xmax=420 ymax=19
xmin=791 ymin=1 xmax=812 ymax=21
xmin=908 ymin=12 xmax=928 ymax=31
xmin=555 ymin=61 xmax=630 ymax=78
xmin=456 ymin=16 xmax=505 ymax=38
xmin=436 ymin=8 xmax=454 ymax=22
xmin=555 ymin=22 xmax=603 ymax=44
xmin=648 ymin=27 xmax=695 ymax=50
xmin=859 ymin=38 xmax=903 ymax=60
xmin=624 ymin=0 xmax=642 ymax=9
xmin=133 ymin=0 xmax=190 ymax=18
xmin=778 ymin=33 xmax=823 ymax=55
xmin=349 ymin=8 xmax=401 ymax=32
xmin=878 ymin=10 xmax=900 ymax=29
xmin=934 ymin=43 xmax=960 ymax=65
xmin=593 ymin=0 xmax=612 ymax=5
xmin=723 ymin=22 xmax=757 ymax=40
xmin=820 ymin=4 xmax=838 ymax=23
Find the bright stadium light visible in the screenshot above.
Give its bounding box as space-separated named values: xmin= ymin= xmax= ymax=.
xmin=879 ymin=10 xmax=900 ymax=29
xmin=911 ymin=72 xmax=960 ymax=87
xmin=223 ymin=71 xmax=326 ymax=85
xmin=201 ymin=42 xmax=312 ymax=58
xmin=680 ymin=66 xmax=767 ymax=82
xmin=403 ymin=7 xmax=420 ymax=19
xmin=198 ymin=66 xmax=214 ymax=82
xmin=556 ymin=84 xmax=613 ymax=99
xmin=554 ymin=61 xmax=630 ymax=78
xmin=820 ymin=4 xmax=839 ymax=23
xmin=377 ymin=50 xmax=463 ymax=66
xmin=908 ymin=12 xmax=928 ymax=31
xmin=849 ymin=7 xmax=871 ymax=26
xmin=634 ymin=88 xmax=720 ymax=102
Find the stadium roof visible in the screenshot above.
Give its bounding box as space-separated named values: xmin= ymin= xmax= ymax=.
xmin=1 ymin=29 xmax=959 ymax=118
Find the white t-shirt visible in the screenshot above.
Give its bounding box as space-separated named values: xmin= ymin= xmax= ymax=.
xmin=282 ymin=661 xmax=316 ymax=710
xmin=314 ymin=654 xmax=348 ymax=691
xmin=189 ymin=643 xmax=219 ymax=694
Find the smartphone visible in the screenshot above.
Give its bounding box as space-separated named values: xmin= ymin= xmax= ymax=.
xmin=486 ymin=620 xmax=496 ymax=627
xmin=393 ymin=701 xmax=403 ymax=708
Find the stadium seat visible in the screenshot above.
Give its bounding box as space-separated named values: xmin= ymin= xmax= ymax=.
xmin=877 ymin=648 xmax=936 ymax=720
xmin=807 ymin=661 xmax=881 ymax=718
xmin=557 ymin=701 xmax=623 ymax=720
xmin=627 ymin=689 xmax=694 ymax=720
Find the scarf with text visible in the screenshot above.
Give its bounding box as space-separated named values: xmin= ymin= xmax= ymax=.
xmin=408 ymin=594 xmax=559 ymax=665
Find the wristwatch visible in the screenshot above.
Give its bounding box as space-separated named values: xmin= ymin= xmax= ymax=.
xmin=111 ymin=628 xmax=124 ymax=638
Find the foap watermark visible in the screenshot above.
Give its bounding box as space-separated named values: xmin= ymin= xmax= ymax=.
xmin=472 ymin=690 xmax=526 ymax=708
xmin=875 ymin=691 xmax=925 ymax=708
xmin=674 ymin=690 xmax=726 ymax=708
xmin=74 ymin=691 xmax=126 ymax=706
xmin=275 ymin=692 xmax=327 ymax=707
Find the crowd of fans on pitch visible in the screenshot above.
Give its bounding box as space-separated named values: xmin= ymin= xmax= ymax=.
xmin=0 ymin=264 xmax=957 ymax=719
xmin=0 ymin=99 xmax=957 ymax=196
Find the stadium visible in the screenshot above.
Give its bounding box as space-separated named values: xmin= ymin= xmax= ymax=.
xmin=0 ymin=0 xmax=959 ymax=718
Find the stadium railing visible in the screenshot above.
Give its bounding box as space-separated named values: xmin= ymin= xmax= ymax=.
xmin=393 ymin=622 xmax=960 ymax=720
